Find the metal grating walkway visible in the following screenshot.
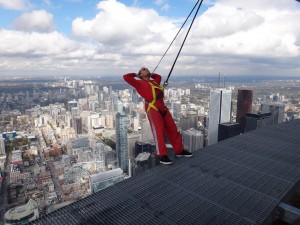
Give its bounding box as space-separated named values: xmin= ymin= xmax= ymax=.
xmin=29 ymin=119 xmax=300 ymax=225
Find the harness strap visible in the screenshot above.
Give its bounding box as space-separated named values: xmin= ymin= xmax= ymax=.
xmin=146 ymin=82 xmax=164 ymax=113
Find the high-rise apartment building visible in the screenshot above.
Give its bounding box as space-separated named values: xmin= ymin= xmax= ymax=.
xmin=0 ymin=138 xmax=5 ymax=156
xmin=208 ymin=89 xmax=232 ymax=145
xmin=115 ymin=113 xmax=129 ymax=174
xmin=180 ymin=110 xmax=197 ymax=132
xmin=71 ymin=107 xmax=80 ymax=117
xmin=133 ymin=117 xmax=139 ymax=131
xmin=141 ymin=119 xmax=153 ymax=142
xmin=67 ymin=100 xmax=78 ymax=112
xmin=72 ymin=117 xmax=83 ymax=134
xmin=105 ymin=114 xmax=114 ymax=128
xmin=114 ymin=100 xmax=123 ymax=113
xmin=93 ymin=143 xmax=106 ymax=171
xmin=127 ymin=133 xmax=141 ymax=159
xmin=131 ymin=89 xmax=138 ymax=104
xmin=236 ymin=89 xmax=253 ymax=133
xmin=261 ymin=103 xmax=285 ymax=124
xmin=89 ymin=113 xmax=101 ymax=129
xmin=182 ymin=128 xmax=203 ymax=153
xmin=172 ymin=101 xmax=182 ymax=119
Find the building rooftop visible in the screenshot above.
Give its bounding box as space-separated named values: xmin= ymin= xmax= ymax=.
xmin=219 ymin=122 xmax=240 ymax=126
xmin=246 ymin=111 xmax=272 ymax=118
xmin=5 ymin=199 xmax=38 ymax=221
xmin=90 ymin=168 xmax=123 ymax=183
xmin=135 ymin=152 xmax=151 ymax=162
xmin=29 ymin=120 xmax=300 ymax=225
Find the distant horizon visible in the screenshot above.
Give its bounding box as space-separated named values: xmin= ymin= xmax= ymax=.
xmin=0 ymin=74 xmax=299 ymax=82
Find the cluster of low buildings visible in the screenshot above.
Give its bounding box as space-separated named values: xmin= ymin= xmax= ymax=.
xmin=1 ymin=78 xmax=300 ymax=224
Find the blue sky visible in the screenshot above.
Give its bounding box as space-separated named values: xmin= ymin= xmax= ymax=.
xmin=0 ymin=1 xmax=208 ymax=35
xmin=0 ymin=0 xmax=299 ymax=77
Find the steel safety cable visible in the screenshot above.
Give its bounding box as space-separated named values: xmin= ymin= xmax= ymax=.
xmin=163 ymin=0 xmax=204 ymax=87
xmin=151 ymin=0 xmax=201 ymax=74
xmin=153 ymin=0 xmax=204 ymax=103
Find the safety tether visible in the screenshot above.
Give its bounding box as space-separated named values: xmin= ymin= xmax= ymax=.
xmin=152 ymin=0 xmax=204 ymax=103
xmin=151 ymin=0 xmax=202 ymax=75
xmin=163 ymin=0 xmax=204 ymax=88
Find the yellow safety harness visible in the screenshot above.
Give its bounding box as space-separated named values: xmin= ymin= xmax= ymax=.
xmin=146 ymin=81 xmax=164 ymax=113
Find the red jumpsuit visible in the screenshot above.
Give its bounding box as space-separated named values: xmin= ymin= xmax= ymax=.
xmin=123 ymin=73 xmax=183 ymax=156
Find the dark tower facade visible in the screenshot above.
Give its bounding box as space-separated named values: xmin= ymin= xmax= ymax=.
xmin=245 ymin=112 xmax=272 ymax=132
xmin=218 ymin=122 xmax=240 ymax=142
xmin=236 ymin=89 xmax=253 ymax=133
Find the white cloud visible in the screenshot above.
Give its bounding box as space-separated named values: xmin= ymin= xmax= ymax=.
xmin=0 ymin=30 xmax=88 ymax=57
xmin=0 ymin=0 xmax=300 ymax=77
xmin=70 ymin=0 xmax=300 ymax=76
xmin=13 ymin=10 xmax=55 ymax=33
xmin=169 ymin=0 xmax=300 ymax=76
xmin=0 ymin=0 xmax=32 ymax=10
xmin=154 ymin=0 xmax=170 ymax=12
xmin=72 ymin=0 xmax=176 ymax=51
xmin=186 ymin=2 xmax=300 ymax=59
xmin=0 ymin=29 xmax=123 ymax=76
xmin=218 ymin=0 xmax=299 ymax=10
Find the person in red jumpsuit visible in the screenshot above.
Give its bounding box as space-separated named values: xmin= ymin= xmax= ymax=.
xmin=123 ymin=67 xmax=193 ymax=165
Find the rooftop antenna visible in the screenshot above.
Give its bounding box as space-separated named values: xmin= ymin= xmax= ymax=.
xmin=218 ymin=72 xmax=220 ymax=88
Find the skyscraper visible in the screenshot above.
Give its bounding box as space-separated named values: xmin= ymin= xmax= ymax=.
xmin=141 ymin=119 xmax=153 ymax=142
xmin=93 ymin=143 xmax=106 ymax=171
xmin=127 ymin=133 xmax=141 ymax=159
xmin=71 ymin=107 xmax=80 ymax=117
xmin=208 ymin=88 xmax=232 ymax=146
xmin=68 ymin=100 xmax=78 ymax=112
xmin=115 ymin=113 xmax=129 ymax=174
xmin=0 ymin=138 xmax=5 ymax=156
xmin=72 ymin=117 xmax=83 ymax=134
xmin=218 ymin=122 xmax=240 ymax=142
xmin=134 ymin=152 xmax=151 ymax=173
xmin=236 ymin=89 xmax=253 ymax=133
xmin=172 ymin=101 xmax=181 ymax=119
xmin=182 ymin=128 xmax=203 ymax=152
xmin=245 ymin=112 xmax=273 ymax=132
xmin=134 ymin=141 xmax=156 ymax=157
xmin=131 ymin=88 xmax=138 ymax=104
xmin=261 ymin=103 xmax=285 ymax=124
xmin=180 ymin=110 xmax=197 ymax=132
xmin=114 ymin=99 xmax=123 ymax=113
xmin=98 ymin=90 xmax=104 ymax=110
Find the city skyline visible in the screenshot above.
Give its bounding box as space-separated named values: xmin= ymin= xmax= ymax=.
xmin=0 ymin=74 xmax=299 ymax=224
xmin=0 ymin=0 xmax=299 ymax=77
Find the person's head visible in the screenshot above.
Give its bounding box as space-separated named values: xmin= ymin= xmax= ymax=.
xmin=138 ymin=67 xmax=151 ymax=80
